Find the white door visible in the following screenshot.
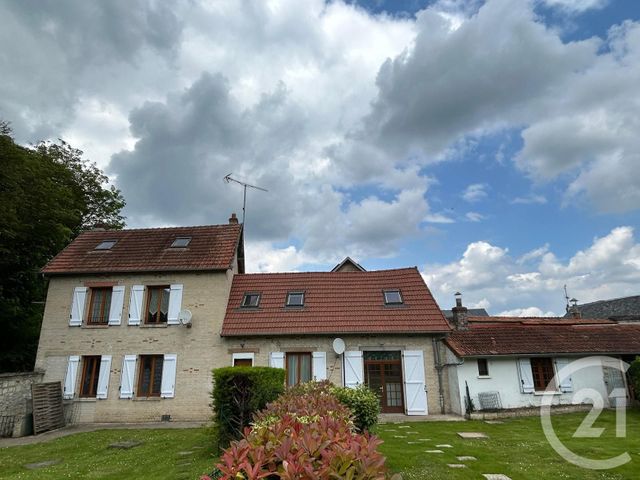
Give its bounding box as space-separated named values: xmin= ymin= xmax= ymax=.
xmin=344 ymin=351 xmax=364 ymax=388
xmin=603 ymin=358 xmax=627 ymax=407
xmin=403 ymin=350 xmax=428 ymax=415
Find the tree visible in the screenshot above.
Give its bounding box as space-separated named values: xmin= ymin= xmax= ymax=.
xmin=0 ymin=124 xmax=126 ymax=372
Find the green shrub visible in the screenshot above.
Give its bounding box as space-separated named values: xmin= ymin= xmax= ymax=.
xmin=629 ymin=356 xmax=640 ymax=400
xmin=332 ymin=383 xmax=381 ymax=432
xmin=204 ymin=381 xmax=397 ymax=480
xmin=211 ymin=366 xmax=285 ymax=447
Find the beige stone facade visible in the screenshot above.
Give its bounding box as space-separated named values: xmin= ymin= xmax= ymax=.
xmin=35 ymin=260 xmax=237 ymax=424
xmin=220 ymin=335 xmax=450 ymax=415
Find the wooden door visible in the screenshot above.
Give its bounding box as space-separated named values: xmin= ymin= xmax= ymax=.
xmin=364 ymin=351 xmax=404 ymax=413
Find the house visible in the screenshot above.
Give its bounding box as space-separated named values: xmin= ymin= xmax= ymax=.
xmin=220 ymin=267 xmax=452 ymax=415
xmin=565 ymin=295 xmax=640 ymax=322
xmin=35 ymin=215 xmax=244 ymax=423
xmin=443 ymin=296 xmax=640 ymax=415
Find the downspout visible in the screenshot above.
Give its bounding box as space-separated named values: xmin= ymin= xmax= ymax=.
xmin=433 ymin=336 xmax=465 ymax=415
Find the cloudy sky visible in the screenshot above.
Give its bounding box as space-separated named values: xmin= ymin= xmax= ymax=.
xmin=2 ymin=0 xmax=640 ymax=316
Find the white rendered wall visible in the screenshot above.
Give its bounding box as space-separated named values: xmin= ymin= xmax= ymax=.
xmin=453 ymin=354 xmax=613 ymax=411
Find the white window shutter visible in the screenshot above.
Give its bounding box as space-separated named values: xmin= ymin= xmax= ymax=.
xmin=555 ymin=358 xmax=573 ymax=392
xmin=63 ymin=355 xmax=80 ymax=399
xmin=269 ymin=352 xmax=285 ymax=369
xmin=312 ymin=352 xmax=327 ymax=381
xmin=120 ymin=355 xmax=137 ymax=399
xmin=518 ymin=358 xmax=535 ymax=394
xmin=344 ymin=351 xmax=364 ymax=388
xmin=96 ymin=355 xmax=112 ymax=399
xmin=403 ymin=350 xmax=428 ymax=415
xmin=108 ymin=286 xmax=125 ymax=326
xmin=161 ymin=354 xmax=177 ymax=398
xmin=167 ymin=284 xmax=183 ymax=325
xmin=128 ymin=285 xmax=144 ymax=325
xmin=69 ymin=287 xmax=87 ymax=326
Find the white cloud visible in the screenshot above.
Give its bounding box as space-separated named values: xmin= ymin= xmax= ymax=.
xmin=512 ymin=194 xmax=548 ymax=205
xmin=540 ymin=0 xmax=609 ymax=13
xmin=423 ymin=226 xmax=640 ymax=314
xmin=462 ymin=183 xmax=488 ymax=202
xmin=465 ymin=212 xmax=486 ymax=222
xmin=497 ymin=307 xmax=557 ymax=317
xmin=424 ymin=212 xmax=455 ymax=224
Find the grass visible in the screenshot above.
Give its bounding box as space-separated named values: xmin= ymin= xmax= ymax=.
xmin=0 ymin=410 xmax=637 ymax=479
xmin=375 ymin=409 xmax=640 ymax=479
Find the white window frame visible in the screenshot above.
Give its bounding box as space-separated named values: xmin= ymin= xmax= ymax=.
xmin=232 ymin=352 xmax=255 ymax=366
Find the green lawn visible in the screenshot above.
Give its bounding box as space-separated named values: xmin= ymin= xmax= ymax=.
xmin=0 ymin=411 xmax=637 ymax=479
xmin=376 ymin=409 xmax=640 ymax=479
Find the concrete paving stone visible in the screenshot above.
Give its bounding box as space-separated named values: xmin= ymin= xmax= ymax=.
xmin=417 ymin=438 xmax=431 ymax=441
xmin=393 ymin=435 xmax=407 ymax=438
xmin=108 ymin=440 xmax=143 ymax=449
xmin=425 ymin=450 xmax=444 ymax=454
xmin=24 ymin=460 xmax=61 ymax=470
xmin=435 ymin=444 xmax=453 ymax=448
xmin=458 ymin=432 xmax=489 ymax=439
xmin=483 ymin=475 xmax=512 ymax=480
xmin=406 ymin=431 xmax=418 ymax=434
xmin=177 ymin=451 xmax=194 ymax=456
xmin=457 ymin=456 xmax=477 ymax=461
xmin=398 ymin=425 xmax=412 ymax=429
xmin=447 ymin=464 xmax=467 ymax=469
xmin=485 ymin=420 xmax=504 ymax=424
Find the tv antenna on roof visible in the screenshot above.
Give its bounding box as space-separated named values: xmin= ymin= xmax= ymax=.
xmin=223 ymin=174 xmax=268 ymax=225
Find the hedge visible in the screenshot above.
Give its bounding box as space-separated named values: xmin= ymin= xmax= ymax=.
xmin=629 ymin=356 xmax=640 ymax=399
xmin=211 ymin=366 xmax=285 ymax=447
xmin=331 ymin=383 xmax=380 ymax=432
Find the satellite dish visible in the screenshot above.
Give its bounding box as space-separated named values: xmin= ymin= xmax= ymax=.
xmin=178 ymin=309 xmax=192 ymax=327
xmin=332 ymin=338 xmax=346 ymax=355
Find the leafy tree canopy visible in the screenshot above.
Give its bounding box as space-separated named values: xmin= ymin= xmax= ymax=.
xmin=0 ymin=121 xmax=125 ymax=372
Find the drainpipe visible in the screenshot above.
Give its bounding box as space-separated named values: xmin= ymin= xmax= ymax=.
xmin=433 ymin=336 xmax=465 ymax=415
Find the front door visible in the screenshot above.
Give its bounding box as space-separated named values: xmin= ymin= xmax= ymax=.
xmin=364 ymin=351 xmax=404 ymax=413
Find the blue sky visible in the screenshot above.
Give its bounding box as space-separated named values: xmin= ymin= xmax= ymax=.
xmin=1 ymin=0 xmax=639 ymax=315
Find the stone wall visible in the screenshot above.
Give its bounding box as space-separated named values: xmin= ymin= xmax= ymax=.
xmin=0 ymin=371 xmax=44 ymax=437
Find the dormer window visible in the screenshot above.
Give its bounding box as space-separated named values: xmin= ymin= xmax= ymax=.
xmin=95 ymin=240 xmax=117 ymax=250
xmin=384 ymin=290 xmax=403 ymax=305
xmin=241 ymin=293 xmax=261 ymax=308
xmin=170 ymin=237 xmax=191 ymax=248
xmin=286 ymin=292 xmax=305 ymax=307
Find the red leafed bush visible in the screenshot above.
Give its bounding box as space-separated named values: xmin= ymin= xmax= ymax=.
xmin=203 ymin=382 xmax=396 ymax=480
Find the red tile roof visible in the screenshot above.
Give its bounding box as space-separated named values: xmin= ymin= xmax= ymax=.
xmin=222 ymin=267 xmax=451 ymax=336
xmin=42 ymin=224 xmax=242 ymax=275
xmin=445 ymin=317 xmax=640 ymax=356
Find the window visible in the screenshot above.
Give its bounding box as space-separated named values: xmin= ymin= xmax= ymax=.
xmin=531 ymin=357 xmax=556 ymax=391
xmin=232 ymin=352 xmax=255 ymax=367
xmin=137 ymin=355 xmax=163 ymax=397
xmin=241 ymin=293 xmax=261 ymax=308
xmin=80 ymin=356 xmax=101 ymax=397
xmin=87 ymin=287 xmax=112 ymax=325
xmin=170 ymin=237 xmax=191 ymax=248
xmin=286 ymin=352 xmax=312 ymax=386
xmin=145 ymin=286 xmax=170 ymax=324
xmin=95 ymin=240 xmax=117 ymax=250
xmin=383 ymin=290 xmax=403 ymax=305
xmin=477 ymin=358 xmax=489 ymax=377
xmin=286 ymin=292 xmax=305 ymax=307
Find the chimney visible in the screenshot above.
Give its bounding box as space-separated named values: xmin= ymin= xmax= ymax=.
xmin=569 ymin=298 xmax=581 ymax=319
xmin=451 ymin=292 xmax=469 ymax=330
xmin=228 ymin=213 xmax=239 ymax=225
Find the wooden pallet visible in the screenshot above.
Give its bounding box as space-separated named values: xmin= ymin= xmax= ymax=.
xmin=32 ymin=382 xmax=65 ymax=435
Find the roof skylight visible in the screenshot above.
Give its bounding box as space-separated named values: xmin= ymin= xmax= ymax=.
xmin=95 ymin=240 xmax=117 ymax=250
xmin=286 ymin=292 xmax=305 ymax=307
xmin=241 ymin=293 xmax=261 ymax=308
xmin=383 ymin=290 xmax=403 ymax=305
xmin=171 ymin=237 xmax=192 ymax=248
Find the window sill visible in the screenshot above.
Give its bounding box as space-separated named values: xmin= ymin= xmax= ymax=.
xmin=140 ymin=323 xmax=168 ymax=328
xmin=477 ymin=375 xmax=491 ymax=379
xmin=82 ymin=324 xmax=110 ymax=329
xmin=75 ymin=397 xmax=97 ymax=402
xmin=133 ymin=396 xmax=162 ymax=401
xmin=533 ymin=391 xmax=561 ymax=396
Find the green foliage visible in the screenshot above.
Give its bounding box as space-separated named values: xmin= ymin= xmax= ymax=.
xmin=331 ymin=383 xmax=381 ymax=432
xmin=208 ymin=382 xmax=395 ymax=480
xmin=0 ymin=123 xmax=126 ymax=372
xmin=211 ymin=366 xmax=285 ymax=447
xmin=628 ymin=356 xmax=640 ymax=399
